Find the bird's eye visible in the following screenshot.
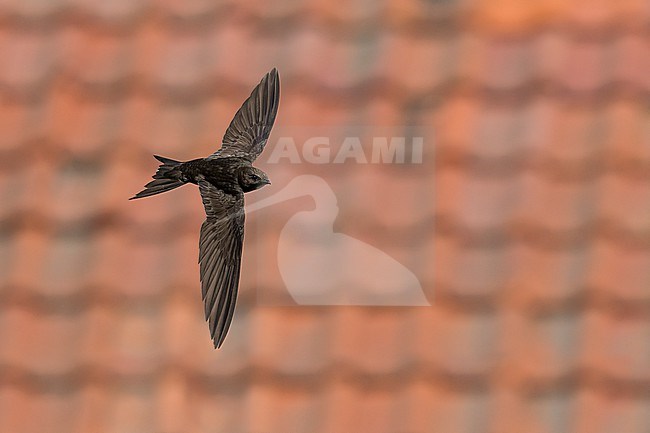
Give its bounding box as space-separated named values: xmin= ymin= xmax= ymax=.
xmin=251 ymin=174 xmax=260 ymax=181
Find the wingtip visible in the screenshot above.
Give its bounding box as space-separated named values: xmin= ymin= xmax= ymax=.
xmin=267 ymin=67 xmax=279 ymax=80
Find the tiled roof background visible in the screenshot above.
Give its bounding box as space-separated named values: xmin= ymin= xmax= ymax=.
xmin=0 ymin=0 xmax=649 ymax=432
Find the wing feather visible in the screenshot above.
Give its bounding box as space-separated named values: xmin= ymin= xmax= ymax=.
xmin=198 ymin=180 xmax=245 ymax=348
xmin=207 ymin=68 xmax=280 ymax=162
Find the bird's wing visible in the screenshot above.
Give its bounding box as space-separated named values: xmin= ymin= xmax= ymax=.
xmin=197 ymin=180 xmax=245 ymax=348
xmin=207 ymin=68 xmax=280 ymax=162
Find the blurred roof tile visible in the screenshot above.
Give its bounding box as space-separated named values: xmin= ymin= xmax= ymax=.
xmin=517 ymin=174 xmax=596 ymax=232
xmin=61 ymin=28 xmax=132 ymax=88
xmin=45 ymin=88 xmax=121 ymax=157
xmin=534 ymin=104 xmax=605 ymax=168
xmin=444 ymin=243 xmax=512 ymax=299
xmin=347 ymin=165 xmax=432 ymax=230
xmin=435 ymin=94 xmax=480 ymax=154
xmin=108 ymin=307 xmax=163 ymax=376
xmin=106 ymin=385 xmax=156 ymax=433
xmin=69 ymin=0 xmax=148 ymax=23
xmin=0 ymin=0 xmax=62 ymax=20
xmin=189 ymin=384 xmax=247 ymax=433
xmin=332 ymin=308 xmax=411 ymax=374
xmin=376 ymin=32 xmax=452 ymax=93
xmin=0 ymin=100 xmax=39 ymax=154
xmin=475 ymin=38 xmax=534 ymax=89
xmin=91 ymin=227 xmax=180 ymax=300
xmin=558 ymin=38 xmax=612 ymax=93
xmin=456 ymin=173 xmax=520 ymax=230
xmin=309 ymin=0 xmax=378 ymax=24
xmin=469 ymin=0 xmax=562 ymax=34
xmin=157 ymin=0 xmax=221 ymax=21
xmin=599 ymin=174 xmax=650 ymax=233
xmin=150 ymin=31 xmax=212 ymax=89
xmin=172 ymin=301 xmax=251 ymax=376
xmin=0 ymin=164 xmax=28 ymax=223
xmin=0 ymin=231 xmax=15 ymax=291
xmin=323 ymin=383 xmax=403 ymax=433
xmin=416 ymin=308 xmax=497 ymax=375
xmin=402 ymin=384 xmax=491 ymax=433
xmin=122 ymin=96 xmax=204 ymax=156
xmin=563 ymin=0 xmax=635 ymax=29
xmin=251 ymin=308 xmax=329 ymax=375
xmin=6 ymin=226 xmax=48 ymax=292
xmin=470 ymin=102 xmax=530 ymax=161
xmin=581 ymin=311 xmax=650 ymax=382
xmin=587 ymin=241 xmax=650 ymax=303
xmin=248 ymin=384 xmax=324 ymax=433
xmin=47 ymin=159 xmax=105 ymax=226
xmin=0 ymin=28 xmax=55 ymax=96
xmin=210 ymin=23 xmax=273 ymax=85
xmin=0 ymin=307 xmax=82 ymax=376
xmin=512 ymin=244 xmax=588 ymax=307
xmin=614 ymin=34 xmax=650 ymax=91
xmin=0 ymin=387 xmax=78 ymax=433
xmin=605 ymin=100 xmax=648 ymax=165
xmin=574 ymin=389 xmax=650 ymax=433
xmin=518 ymin=313 xmax=581 ymax=380
xmin=37 ymin=229 xmax=94 ymax=298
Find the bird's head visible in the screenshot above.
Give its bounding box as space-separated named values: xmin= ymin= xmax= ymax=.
xmin=238 ymin=166 xmax=271 ymax=192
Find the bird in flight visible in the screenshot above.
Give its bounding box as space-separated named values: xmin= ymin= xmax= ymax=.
xmin=130 ymin=69 xmax=280 ymax=348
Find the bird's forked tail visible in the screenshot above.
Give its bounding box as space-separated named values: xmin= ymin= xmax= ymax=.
xmin=130 ymin=155 xmax=186 ymax=200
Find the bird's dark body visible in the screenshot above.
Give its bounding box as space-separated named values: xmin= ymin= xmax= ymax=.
xmin=130 ymin=68 xmax=279 ymax=348
xmin=180 ymin=157 xmax=249 ymax=196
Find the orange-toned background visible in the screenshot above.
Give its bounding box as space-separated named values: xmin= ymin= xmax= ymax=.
xmin=0 ymin=1 xmax=649 ymax=432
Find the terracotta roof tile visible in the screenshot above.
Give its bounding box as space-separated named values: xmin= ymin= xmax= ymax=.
xmin=558 ymin=38 xmax=612 ymax=93
xmin=108 ymin=307 xmax=163 ymax=376
xmin=456 ymin=173 xmax=520 ymax=231
xmin=322 ymin=382 xmax=404 ymax=433
xmin=69 ymin=0 xmax=148 ymax=24
xmin=599 ymin=173 xmax=650 ymax=233
xmin=0 ymin=0 xmax=61 ymax=21
xmin=517 ymin=174 xmax=596 ymax=233
xmin=469 ymin=0 xmax=562 ymax=35
xmin=517 ymin=313 xmax=580 ymax=381
xmin=614 ymin=34 xmax=650 ymax=91
xmin=0 ymin=28 xmax=54 ymax=98
xmin=248 ymin=384 xmax=324 ymax=433
xmin=47 ymin=159 xmax=105 ymax=226
xmin=0 ymin=100 xmax=37 ymax=155
xmin=61 ymin=28 xmax=132 ymax=88
xmin=106 ymin=385 xmax=157 ymax=433
xmin=512 ymin=244 xmax=588 ymax=308
xmin=376 ymin=32 xmax=452 ymax=94
xmin=189 ymin=384 xmax=246 ymax=433
xmin=45 ymin=88 xmax=122 ymax=158
xmin=157 ymin=0 xmax=222 ymax=21
xmin=332 ymin=308 xmax=412 ymax=374
xmin=251 ymin=307 xmax=329 ymax=375
xmin=574 ymin=389 xmax=650 ymax=433
xmin=416 ymin=308 xmax=497 ymax=375
xmin=38 ymin=229 xmax=94 ymax=298
xmin=439 ymin=241 xmax=511 ymax=300
xmin=587 ymin=241 xmax=650 ymax=304
xmin=0 ymin=307 xmax=82 ymax=376
xmin=581 ymin=311 xmax=650 ymax=382
xmin=6 ymin=226 xmax=49 ymax=293
xmin=0 ymin=387 xmax=79 ymax=433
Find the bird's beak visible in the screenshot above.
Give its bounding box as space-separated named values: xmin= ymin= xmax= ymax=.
xmin=264 ymin=179 xmax=271 ymax=185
